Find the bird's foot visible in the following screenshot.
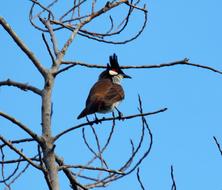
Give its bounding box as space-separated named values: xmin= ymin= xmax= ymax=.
xmin=117 ymin=110 xmax=124 ymax=121
xmin=115 ymin=107 xmax=124 ymax=121
xmin=94 ymin=114 xmax=101 ymax=124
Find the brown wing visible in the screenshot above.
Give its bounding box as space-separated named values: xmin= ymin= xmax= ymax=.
xmin=86 ymin=79 xmax=124 ymax=112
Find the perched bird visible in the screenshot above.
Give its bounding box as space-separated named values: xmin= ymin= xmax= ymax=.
xmin=77 ymin=53 xmax=131 ymax=119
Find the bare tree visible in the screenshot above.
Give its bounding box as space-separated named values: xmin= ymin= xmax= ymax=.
xmin=0 ymin=1 xmax=222 ymax=190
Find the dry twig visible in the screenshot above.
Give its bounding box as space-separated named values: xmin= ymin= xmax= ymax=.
xmin=213 ymin=136 xmax=222 ymax=156
xmin=171 ymin=165 xmax=176 ymax=190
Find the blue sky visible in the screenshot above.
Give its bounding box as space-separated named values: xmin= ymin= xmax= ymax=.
xmin=1 ymin=0 xmax=222 ymax=190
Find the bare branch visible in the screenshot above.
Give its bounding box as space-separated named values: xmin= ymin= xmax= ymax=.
xmin=136 ymin=168 xmax=145 ymax=190
xmin=0 ymin=138 xmax=34 ymax=149
xmin=82 ymin=128 xmax=98 ymax=159
xmin=89 ymin=124 xmax=108 ymax=170
xmin=0 ymin=158 xmax=39 ymax=164
xmin=0 ymin=79 xmax=42 ymax=95
xmin=41 ymin=33 xmax=55 ymax=64
xmin=54 ymin=64 xmax=76 ymax=76
xmin=62 ymin=59 xmax=222 ymax=75
xmin=59 ymin=165 xmax=124 ymax=175
xmin=0 ymin=111 xmax=41 ymax=143
xmin=0 ymin=17 xmax=46 ymax=78
xmin=40 ymin=18 xmax=59 ymax=57
xmin=30 ymin=0 xmax=56 ymax=20
xmin=213 ymin=136 xmax=222 ymax=156
xmin=171 ymin=165 xmax=176 ymax=190
xmin=0 ymin=150 xmax=21 ymax=184
xmin=0 ymin=136 xmax=43 ymax=171
xmin=54 ymin=107 xmax=167 ymax=141
xmin=126 ymin=1 xmax=147 ymax=12
xmin=59 ymin=0 xmax=87 ymax=21
xmin=0 ymin=147 xmax=9 ymax=188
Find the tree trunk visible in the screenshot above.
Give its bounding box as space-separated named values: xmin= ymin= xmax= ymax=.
xmin=41 ymin=73 xmax=59 ymax=190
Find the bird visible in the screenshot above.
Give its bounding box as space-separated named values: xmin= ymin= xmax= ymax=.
xmin=77 ymin=53 xmax=131 ymax=120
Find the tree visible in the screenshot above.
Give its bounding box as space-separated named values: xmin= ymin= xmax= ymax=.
xmin=1 ymin=1 xmax=222 ymax=190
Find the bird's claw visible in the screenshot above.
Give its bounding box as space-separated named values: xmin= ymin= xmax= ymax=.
xmin=117 ymin=110 xmax=124 ymax=121
xmin=94 ymin=114 xmax=101 ymax=124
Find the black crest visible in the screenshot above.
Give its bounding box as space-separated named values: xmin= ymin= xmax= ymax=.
xmin=109 ymin=53 xmax=120 ymax=70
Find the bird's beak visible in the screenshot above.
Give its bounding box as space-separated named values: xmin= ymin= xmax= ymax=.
xmin=123 ymin=73 xmax=132 ymax=79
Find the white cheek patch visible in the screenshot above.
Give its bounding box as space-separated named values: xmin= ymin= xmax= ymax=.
xmin=109 ymin=70 xmax=118 ymax=76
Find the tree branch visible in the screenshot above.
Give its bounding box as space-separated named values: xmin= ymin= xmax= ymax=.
xmin=54 ymin=64 xmax=76 ymax=76
xmin=213 ymin=136 xmax=222 ymax=156
xmin=54 ymin=107 xmax=167 ymax=141
xmin=0 ymin=158 xmax=39 ymax=164
xmin=62 ymin=59 xmax=222 ymax=75
xmin=0 ymin=111 xmax=41 ymax=143
xmin=41 ymin=33 xmax=55 ymax=64
xmin=171 ymin=165 xmax=176 ymax=190
xmin=0 ymin=79 xmax=42 ymax=95
xmin=59 ymin=165 xmax=124 ymax=175
xmin=0 ymin=17 xmax=46 ymax=78
xmin=0 ymin=138 xmax=35 ymax=149
xmin=0 ymin=136 xmax=43 ymax=171
xmin=136 ymin=168 xmax=145 ymax=190
xmin=40 ymin=18 xmax=59 ymax=58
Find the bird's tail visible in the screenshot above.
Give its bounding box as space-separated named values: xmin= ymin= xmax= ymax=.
xmin=77 ymin=108 xmax=88 ymax=119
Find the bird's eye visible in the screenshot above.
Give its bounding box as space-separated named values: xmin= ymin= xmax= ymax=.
xmin=109 ymin=70 xmax=118 ymax=76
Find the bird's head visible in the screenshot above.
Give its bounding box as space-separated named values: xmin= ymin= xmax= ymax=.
xmin=99 ymin=54 xmax=131 ymax=81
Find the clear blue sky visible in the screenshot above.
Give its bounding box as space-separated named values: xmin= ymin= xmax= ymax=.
xmin=1 ymin=1 xmax=222 ymax=190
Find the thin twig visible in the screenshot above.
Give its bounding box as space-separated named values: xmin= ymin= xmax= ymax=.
xmin=82 ymin=128 xmax=99 ymax=159
xmin=0 ymin=147 xmax=9 ymax=188
xmin=29 ymin=0 xmax=56 ymax=19
xmin=40 ymin=18 xmax=59 ymax=57
xmin=136 ymin=168 xmax=145 ymax=190
xmin=213 ymin=136 xmax=222 ymax=156
xmin=59 ymin=0 xmax=87 ymax=21
xmin=0 ymin=154 xmax=21 ymax=183
xmin=59 ymin=165 xmax=124 ymax=175
xmin=171 ymin=165 xmax=176 ymax=190
xmin=41 ymin=33 xmax=55 ymax=64
xmin=125 ymin=1 xmax=147 ymax=12
xmin=0 ymin=158 xmax=39 ymax=164
xmin=89 ymin=125 xmax=108 ymax=171
xmin=54 ymin=64 xmax=76 ymax=76
xmin=0 ymin=138 xmax=34 ymax=149
xmin=6 ymin=163 xmax=30 ymax=188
